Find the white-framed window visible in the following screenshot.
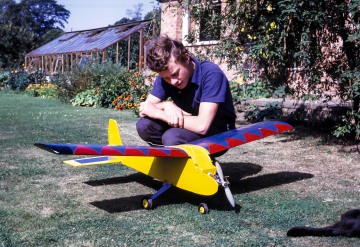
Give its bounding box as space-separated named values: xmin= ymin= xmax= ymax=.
xmin=182 ymin=0 xmax=223 ymax=45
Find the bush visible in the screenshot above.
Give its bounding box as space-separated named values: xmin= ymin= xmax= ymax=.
xmin=25 ymin=83 xmax=61 ymax=99
xmin=333 ymin=110 xmax=360 ymax=140
xmin=98 ymin=69 xmax=152 ymax=115
xmin=111 ymin=76 xmax=152 ymax=115
xmin=244 ymin=102 xmax=283 ymax=123
xmin=54 ymin=62 xmax=126 ymax=101
xmin=230 ymin=79 xmax=291 ymax=101
xmin=70 ymin=89 xmax=98 ymax=107
xmin=6 ymin=69 xmax=46 ymax=91
xmin=52 ymin=62 xmax=153 ymax=115
xmin=0 ymin=71 xmax=10 ymax=88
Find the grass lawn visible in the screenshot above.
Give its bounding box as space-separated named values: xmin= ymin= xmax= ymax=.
xmin=0 ymin=91 xmax=359 ymax=246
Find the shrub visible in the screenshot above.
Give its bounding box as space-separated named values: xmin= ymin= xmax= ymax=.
xmin=244 ymin=102 xmax=283 ymax=123
xmin=70 ymin=89 xmax=98 ymax=107
xmin=97 ymin=68 xmax=131 ymax=108
xmin=25 ymin=83 xmax=61 ymax=99
xmin=0 ymin=71 xmax=10 ymax=88
xmin=230 ymin=79 xmax=291 ymax=101
xmin=333 ymin=109 xmax=360 ymax=141
xmin=111 ymin=79 xmax=151 ymax=115
xmin=6 ymin=69 xmax=46 ymax=91
xmin=54 ymin=62 xmax=126 ymax=101
xmin=98 ymin=69 xmax=152 ymax=115
xmin=55 ymin=62 xmax=153 ymax=115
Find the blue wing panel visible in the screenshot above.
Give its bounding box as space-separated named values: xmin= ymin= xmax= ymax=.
xmin=189 ymin=121 xmax=293 ymax=154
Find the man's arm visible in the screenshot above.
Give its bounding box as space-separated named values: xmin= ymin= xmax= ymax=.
xmin=182 ymin=102 xmax=219 ymax=135
xmin=139 ymin=94 xmax=189 ymax=128
xmin=139 ymin=94 xmax=164 ymax=119
xmin=140 ymin=94 xmax=219 ymax=135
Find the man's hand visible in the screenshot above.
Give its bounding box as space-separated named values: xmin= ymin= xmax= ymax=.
xmin=139 ymin=101 xmax=158 ymax=118
xmin=163 ymin=101 xmax=191 ymax=128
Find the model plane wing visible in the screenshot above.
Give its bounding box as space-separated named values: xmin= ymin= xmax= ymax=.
xmin=34 ymin=143 xmax=189 ymax=157
xmin=35 ymin=121 xmax=292 ymax=158
xmin=189 ymin=120 xmax=293 ymax=155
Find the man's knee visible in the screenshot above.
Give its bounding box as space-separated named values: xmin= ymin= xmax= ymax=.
xmin=162 ymin=128 xmax=202 ymax=146
xmin=162 ymin=130 xmax=181 ymax=146
xmin=136 ymin=117 xmax=168 ymax=145
xmin=136 ymin=117 xmax=153 ymax=142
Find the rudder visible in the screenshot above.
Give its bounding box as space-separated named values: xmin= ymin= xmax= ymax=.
xmin=108 ymin=119 xmax=122 ymax=145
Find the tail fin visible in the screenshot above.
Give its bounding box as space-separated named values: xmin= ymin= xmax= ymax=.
xmin=108 ymin=119 xmax=122 ymax=145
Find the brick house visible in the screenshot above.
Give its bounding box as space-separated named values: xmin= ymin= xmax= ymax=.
xmin=156 ymin=0 xmax=352 ymax=122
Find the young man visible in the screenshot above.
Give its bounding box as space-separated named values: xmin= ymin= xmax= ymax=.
xmin=136 ymin=34 xmax=236 ymax=146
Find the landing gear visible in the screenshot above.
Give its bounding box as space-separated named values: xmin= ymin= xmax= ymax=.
xmin=140 ymin=160 xmax=236 ymax=213
xmin=198 ymin=203 xmax=209 ymax=214
xmin=140 ymin=182 xmax=172 ymax=210
xmin=141 ymin=197 xmax=153 ymax=210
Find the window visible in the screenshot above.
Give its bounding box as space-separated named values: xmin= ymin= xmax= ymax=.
xmin=182 ymin=0 xmax=223 ymax=45
xmin=198 ymin=1 xmax=222 ymax=41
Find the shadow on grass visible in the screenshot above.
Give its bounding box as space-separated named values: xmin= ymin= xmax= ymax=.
xmin=287 ymin=125 xmax=360 ymax=153
xmin=87 ymin=162 xmax=313 ymax=213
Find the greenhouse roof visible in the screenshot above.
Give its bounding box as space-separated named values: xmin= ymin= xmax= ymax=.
xmin=26 ymin=20 xmax=150 ymax=56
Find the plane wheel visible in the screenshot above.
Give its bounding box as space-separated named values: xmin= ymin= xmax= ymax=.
xmin=198 ymin=203 xmax=209 ymax=214
xmin=141 ymin=197 xmax=153 ymax=210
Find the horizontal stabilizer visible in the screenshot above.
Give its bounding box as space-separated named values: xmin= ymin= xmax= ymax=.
xmin=64 ymin=156 xmax=120 ymax=167
xmin=190 ymin=121 xmax=293 ymax=155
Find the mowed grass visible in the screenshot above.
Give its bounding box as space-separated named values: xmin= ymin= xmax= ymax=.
xmin=1 ymin=91 xmax=359 ymax=246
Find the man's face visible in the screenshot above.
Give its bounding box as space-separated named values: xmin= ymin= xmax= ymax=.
xmin=159 ymin=54 xmax=193 ymax=90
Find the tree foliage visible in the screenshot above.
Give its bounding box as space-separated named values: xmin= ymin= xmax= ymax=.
xmin=126 ymin=3 xmax=144 ymax=21
xmin=111 ymin=6 xmax=161 ymax=68
xmin=0 ymin=0 xmax=70 ymax=68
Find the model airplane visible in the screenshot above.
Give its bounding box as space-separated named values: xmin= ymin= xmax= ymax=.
xmin=35 ymin=119 xmax=293 ymax=214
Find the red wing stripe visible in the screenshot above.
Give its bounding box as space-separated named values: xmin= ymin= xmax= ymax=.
xmin=243 ymin=133 xmax=262 ymax=143
xmin=259 ymin=128 xmax=278 ymax=138
xmin=74 ymin=146 xmax=99 ymax=155
xmin=275 ymin=123 xmax=293 ymax=132
xmin=169 ymin=149 xmax=189 ymax=157
xmin=149 ymin=147 xmax=171 ymax=157
xmin=124 ymin=147 xmax=148 ymax=156
xmin=226 ymin=138 xmax=245 ymax=148
xmin=100 ymin=146 xmax=124 ymax=156
xmin=208 ymin=143 xmax=228 ymax=154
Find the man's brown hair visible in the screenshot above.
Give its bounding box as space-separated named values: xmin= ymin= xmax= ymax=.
xmin=145 ymin=34 xmax=188 ymax=72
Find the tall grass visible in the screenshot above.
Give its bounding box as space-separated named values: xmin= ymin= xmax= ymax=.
xmin=0 ymin=91 xmax=359 ymax=246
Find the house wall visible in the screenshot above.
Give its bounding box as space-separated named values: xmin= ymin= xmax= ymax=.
xmin=159 ymin=1 xmax=348 ymax=100
xmin=160 ymin=1 xmax=183 ymax=41
xmin=159 ymin=0 xmax=238 ymax=81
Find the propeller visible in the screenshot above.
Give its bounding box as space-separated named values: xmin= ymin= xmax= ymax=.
xmin=215 ymin=161 xmax=235 ymax=208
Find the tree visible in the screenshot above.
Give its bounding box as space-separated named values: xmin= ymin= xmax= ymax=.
xmin=143 ymin=7 xmax=161 ymax=37
xmin=0 ymin=0 xmax=70 ymax=68
xmin=126 ymin=3 xmax=144 ymax=21
xmin=111 ymin=6 xmax=161 ymax=68
xmin=0 ymin=23 xmax=35 ymax=68
xmin=4 ymin=0 xmax=70 ymax=38
xmin=114 ymin=17 xmax=132 ymax=25
xmin=38 ymin=28 xmax=63 ymax=47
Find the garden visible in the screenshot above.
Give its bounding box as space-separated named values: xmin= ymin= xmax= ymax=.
xmin=0 ymin=88 xmax=359 ymax=246
xmin=1 ymin=0 xmax=359 ymax=245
